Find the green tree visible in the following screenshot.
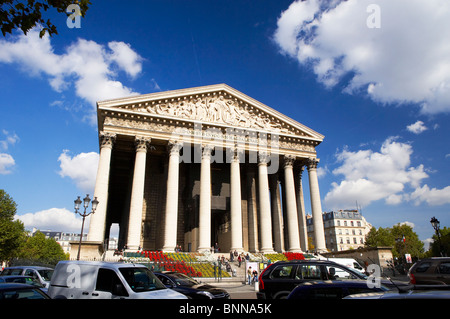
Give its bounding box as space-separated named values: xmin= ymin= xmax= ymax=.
xmin=0 ymin=189 xmax=26 ymax=263
xmin=365 ymin=224 xmax=424 ymax=259
xmin=391 ymin=223 xmax=424 ymax=260
xmin=0 ymin=0 xmax=91 ymax=38
xmin=365 ymin=226 xmax=394 ymax=247
xmin=19 ymin=231 xmax=67 ymax=265
xmin=428 ymin=226 xmax=450 ymax=257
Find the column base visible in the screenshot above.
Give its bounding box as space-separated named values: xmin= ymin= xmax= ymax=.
xmin=260 ymin=248 xmax=275 ymax=254
xmin=69 ymin=241 xmax=104 ymax=260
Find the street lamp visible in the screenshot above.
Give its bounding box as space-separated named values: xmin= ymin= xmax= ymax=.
xmin=74 ymin=194 xmax=99 ymax=260
xmin=430 ymin=216 xmax=443 ymax=257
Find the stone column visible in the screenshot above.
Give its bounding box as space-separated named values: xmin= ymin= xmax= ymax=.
xmin=295 ymin=165 xmax=308 ymax=252
xmin=88 ymin=132 xmax=116 ymax=243
xmin=230 ymin=148 xmax=244 ymax=252
xmin=283 ymin=155 xmax=301 ymax=252
xmin=258 ymin=152 xmax=274 ymax=253
xmin=162 ymin=141 xmax=182 ymax=252
xmin=269 ymin=174 xmax=284 ymax=252
xmin=307 ymin=158 xmax=327 ymax=252
xmin=198 ymin=144 xmax=213 ymax=252
xmin=126 ymin=136 xmax=150 ymax=251
xmin=246 ymin=166 xmax=259 ymax=252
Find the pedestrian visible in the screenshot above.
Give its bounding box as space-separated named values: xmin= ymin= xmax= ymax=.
xmin=247 ymin=266 xmax=252 ymax=285
xmin=252 ymin=269 xmax=258 ymax=283
xmin=238 ymin=255 xmax=242 ymax=267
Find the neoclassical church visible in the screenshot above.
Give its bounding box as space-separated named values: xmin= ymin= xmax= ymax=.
xmin=86 ymin=84 xmax=326 ymax=254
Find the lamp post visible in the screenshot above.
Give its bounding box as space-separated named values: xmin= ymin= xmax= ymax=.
xmin=74 ymin=194 xmax=99 ymax=260
xmin=430 ymin=216 xmax=443 ymax=257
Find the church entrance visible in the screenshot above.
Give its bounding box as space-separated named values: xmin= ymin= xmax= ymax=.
xmin=211 ymin=209 xmax=231 ymax=253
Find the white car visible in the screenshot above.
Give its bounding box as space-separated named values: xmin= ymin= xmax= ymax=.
xmin=1 ymin=266 xmax=53 ymax=288
xmin=48 ymin=260 xmax=187 ymax=299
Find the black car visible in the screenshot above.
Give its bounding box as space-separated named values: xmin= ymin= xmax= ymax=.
xmin=257 ymin=260 xmax=406 ymax=299
xmin=154 ymin=271 xmax=230 ymax=299
xmin=0 ymin=283 xmax=51 ymax=299
xmin=287 ymin=280 xmax=389 ymax=299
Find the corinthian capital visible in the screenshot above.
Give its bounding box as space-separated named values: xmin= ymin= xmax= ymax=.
xmin=283 ymin=155 xmax=296 ymax=168
xmin=307 ymin=158 xmax=320 ymax=170
xmin=168 ymin=140 xmax=183 ymax=155
xmin=135 ymin=136 xmax=151 ymax=152
xmin=99 ymin=132 xmax=116 ymax=148
xmin=201 ymin=144 xmax=214 ymax=158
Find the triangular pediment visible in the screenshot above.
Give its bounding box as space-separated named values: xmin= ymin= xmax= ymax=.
xmin=97 ymin=84 xmax=324 ymax=143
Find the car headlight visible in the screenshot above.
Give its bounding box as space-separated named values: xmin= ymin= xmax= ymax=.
xmin=197 ymin=291 xmax=214 ymax=299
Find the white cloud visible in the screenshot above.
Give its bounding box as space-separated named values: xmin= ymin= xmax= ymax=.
xmin=0 ymin=131 xmax=18 ymax=174
xmin=0 ymin=130 xmax=19 ymax=150
xmin=325 ymin=137 xmax=428 ymax=208
xmin=0 ymin=153 xmax=15 ymax=174
xmin=16 ymin=208 xmax=84 ymax=233
xmin=409 ymin=184 xmax=450 ymax=206
xmin=0 ymin=28 xmax=143 ymax=123
xmin=406 ymin=121 xmax=427 ymax=134
xmin=107 ymin=41 xmax=143 ymax=78
xmin=58 ymin=150 xmax=99 ymax=194
xmin=399 ymin=221 xmax=415 ymax=229
xmin=274 ymin=0 xmax=450 ymax=114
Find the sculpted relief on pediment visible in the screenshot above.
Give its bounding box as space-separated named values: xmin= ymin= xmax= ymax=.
xmin=132 ymin=92 xmax=300 ymax=136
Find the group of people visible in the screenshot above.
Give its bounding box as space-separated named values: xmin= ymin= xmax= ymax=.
xmin=229 ymin=250 xmax=250 ymax=268
xmin=247 ymin=266 xmax=259 ymax=285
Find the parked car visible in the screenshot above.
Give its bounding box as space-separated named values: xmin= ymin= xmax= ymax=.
xmin=154 ymin=271 xmax=230 ymax=299
xmin=0 ymin=266 xmax=54 ymax=288
xmin=408 ymin=257 xmax=450 ymax=285
xmin=0 ymin=275 xmax=46 ymax=289
xmin=344 ymin=284 xmax=450 ymax=299
xmin=257 ymin=260 xmax=406 ymax=299
xmin=47 ymin=260 xmax=187 ymax=299
xmin=0 ymin=283 xmax=50 ymax=299
xmin=287 ymin=279 xmax=389 ymax=299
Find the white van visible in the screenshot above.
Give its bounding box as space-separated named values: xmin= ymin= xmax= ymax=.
xmin=326 ymin=258 xmax=365 ymax=274
xmin=48 ymin=261 xmax=187 ymax=299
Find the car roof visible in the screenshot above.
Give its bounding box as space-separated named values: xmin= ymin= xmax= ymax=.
xmin=269 ymin=260 xmax=342 ymax=266
xmin=56 ymin=260 xmax=146 ymax=268
xmin=298 ymin=280 xmax=375 ymax=287
xmin=0 ymin=275 xmax=35 ymax=279
xmin=3 ymin=266 xmax=53 ymax=270
xmin=0 ymin=283 xmax=40 ymax=290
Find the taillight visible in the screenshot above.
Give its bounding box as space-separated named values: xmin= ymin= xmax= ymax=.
xmin=409 ymin=272 xmax=416 ymax=284
xmin=259 ymin=264 xmax=271 ymax=290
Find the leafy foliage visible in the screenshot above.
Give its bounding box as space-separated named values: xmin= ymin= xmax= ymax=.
xmin=0 ymin=189 xmax=26 ymax=263
xmin=0 ymin=0 xmax=91 ymax=38
xmin=365 ymin=223 xmax=425 ymax=259
xmin=18 ymin=231 xmax=67 ymax=265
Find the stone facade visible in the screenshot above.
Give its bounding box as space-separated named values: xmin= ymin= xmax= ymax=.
xmin=87 ymin=84 xmax=327 ymax=254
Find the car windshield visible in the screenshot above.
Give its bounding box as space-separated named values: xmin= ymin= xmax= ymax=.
xmin=119 ymin=267 xmax=166 ymax=293
xmin=37 ymin=269 xmax=53 ymax=281
xmin=169 ymin=273 xmax=199 ymax=287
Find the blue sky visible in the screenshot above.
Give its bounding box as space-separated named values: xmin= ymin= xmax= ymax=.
xmin=1 ymin=0 xmax=449 ymax=248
